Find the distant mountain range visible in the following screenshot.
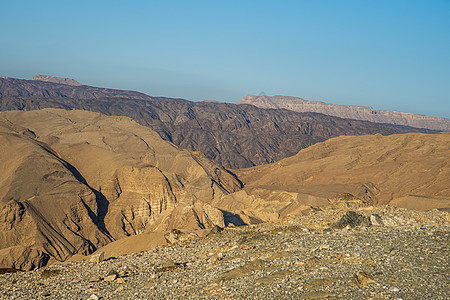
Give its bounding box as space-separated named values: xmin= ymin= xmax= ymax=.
xmin=239 ymin=95 xmax=450 ymax=131
xmin=0 ymin=76 xmax=437 ymax=169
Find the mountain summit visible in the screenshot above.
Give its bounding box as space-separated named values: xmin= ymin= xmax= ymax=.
xmin=32 ymin=75 xmax=81 ymax=86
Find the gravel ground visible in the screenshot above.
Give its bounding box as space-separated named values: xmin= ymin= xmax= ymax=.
xmin=1 ymin=206 xmax=449 ymax=299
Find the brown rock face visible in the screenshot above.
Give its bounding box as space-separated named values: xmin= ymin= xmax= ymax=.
xmin=239 ymin=95 xmax=450 ymax=131
xmin=0 ymin=108 xmax=242 ymax=269
xmin=32 ymin=75 xmax=81 ymax=86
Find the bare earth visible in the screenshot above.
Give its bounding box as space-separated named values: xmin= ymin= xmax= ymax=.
xmin=0 ymin=204 xmax=448 ymax=299
xmin=0 ymin=108 xmax=448 ymax=286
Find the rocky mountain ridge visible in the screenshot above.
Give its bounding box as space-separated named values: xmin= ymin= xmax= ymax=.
xmin=239 ymin=95 xmax=450 ymax=131
xmin=0 ymin=76 xmax=437 ymax=169
xmin=0 ymin=77 xmax=152 ymax=100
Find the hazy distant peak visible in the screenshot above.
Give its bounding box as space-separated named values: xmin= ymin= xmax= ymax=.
xmin=239 ymin=94 xmax=450 ymax=131
xmin=32 ymin=75 xmax=81 ymax=86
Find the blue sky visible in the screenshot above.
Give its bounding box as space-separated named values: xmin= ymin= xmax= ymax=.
xmin=1 ymin=0 xmax=449 ymax=118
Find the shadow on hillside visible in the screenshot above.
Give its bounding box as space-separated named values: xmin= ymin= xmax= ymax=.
xmin=62 ymin=160 xmax=113 ymax=241
xmin=220 ymin=210 xmax=247 ymax=227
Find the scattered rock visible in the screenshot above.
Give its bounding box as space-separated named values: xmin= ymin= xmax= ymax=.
xmin=332 ymin=211 xmax=371 ymax=229
xmin=90 ymin=252 xmax=105 ymax=263
xmin=114 ymin=286 xmax=125 ymax=292
xmin=156 ymin=261 xmax=184 ymax=272
xmin=369 ymin=214 xmax=384 ymax=226
xmin=206 ymin=225 xmax=224 ymax=237
xmin=116 ymin=277 xmax=126 ymax=284
xmin=88 ymin=276 xmax=102 ymax=283
xmin=0 ymin=205 xmax=447 ymax=299
xmin=164 ymin=229 xmax=197 ymax=245
xmin=104 ymin=274 xmax=117 ymax=282
xmin=104 ymin=270 xmax=118 ymax=282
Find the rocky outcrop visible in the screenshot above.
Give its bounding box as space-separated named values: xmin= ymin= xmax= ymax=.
xmin=32 ymin=75 xmax=82 ymax=86
xmin=239 ymin=95 xmax=450 ymax=131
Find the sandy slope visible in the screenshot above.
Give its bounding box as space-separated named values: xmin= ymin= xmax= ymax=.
xmin=0 ymin=109 xmax=242 ymax=269
xmin=236 ymin=133 xmax=450 ymax=209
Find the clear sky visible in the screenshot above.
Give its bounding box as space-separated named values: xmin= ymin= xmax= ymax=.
xmin=1 ymin=0 xmax=449 ymax=118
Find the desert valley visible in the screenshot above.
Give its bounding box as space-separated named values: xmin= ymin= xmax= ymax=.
xmin=0 ymin=75 xmax=448 ymax=299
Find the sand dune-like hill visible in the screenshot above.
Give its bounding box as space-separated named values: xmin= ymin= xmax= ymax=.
xmin=239 ymin=95 xmax=450 ymax=131
xmin=0 ymin=109 xmax=242 ymax=270
xmin=236 ymin=133 xmax=450 ymax=210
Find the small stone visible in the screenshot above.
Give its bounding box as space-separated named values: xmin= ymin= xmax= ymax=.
xmin=88 ymin=294 xmax=99 ymax=300
xmin=390 ymin=287 xmax=400 ymax=292
xmin=208 ymin=256 xmax=218 ymax=263
xmin=240 ymin=244 xmax=254 ymax=250
xmin=89 ymin=252 xmax=104 ymax=263
xmin=104 ymin=274 xmax=117 ymax=282
xmin=106 ymin=270 xmax=118 ymax=277
xmin=318 ymin=244 xmax=330 ymax=250
xmin=164 ymin=229 xmax=197 ymax=245
xmin=207 ymin=225 xmax=224 ymax=237
xmin=116 ymin=277 xmax=126 ymax=284
xmin=88 ymin=276 xmax=102 ymax=283
xmin=370 ymin=214 xmax=384 ymax=226
xmin=353 ymin=272 xmax=375 ymax=288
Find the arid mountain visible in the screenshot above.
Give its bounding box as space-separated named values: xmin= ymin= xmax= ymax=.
xmin=236 ymin=133 xmax=450 ymax=210
xmin=0 ymin=108 xmax=242 ymax=270
xmin=0 ymin=108 xmax=448 ymax=271
xmin=0 ymin=77 xmax=152 ymax=100
xmin=32 ymin=75 xmax=82 ymax=86
xmin=239 ymin=95 xmax=450 ymax=131
xmin=0 ymin=77 xmax=437 ymax=169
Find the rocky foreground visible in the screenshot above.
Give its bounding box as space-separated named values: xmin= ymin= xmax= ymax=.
xmin=1 ymin=204 xmax=448 ymax=299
